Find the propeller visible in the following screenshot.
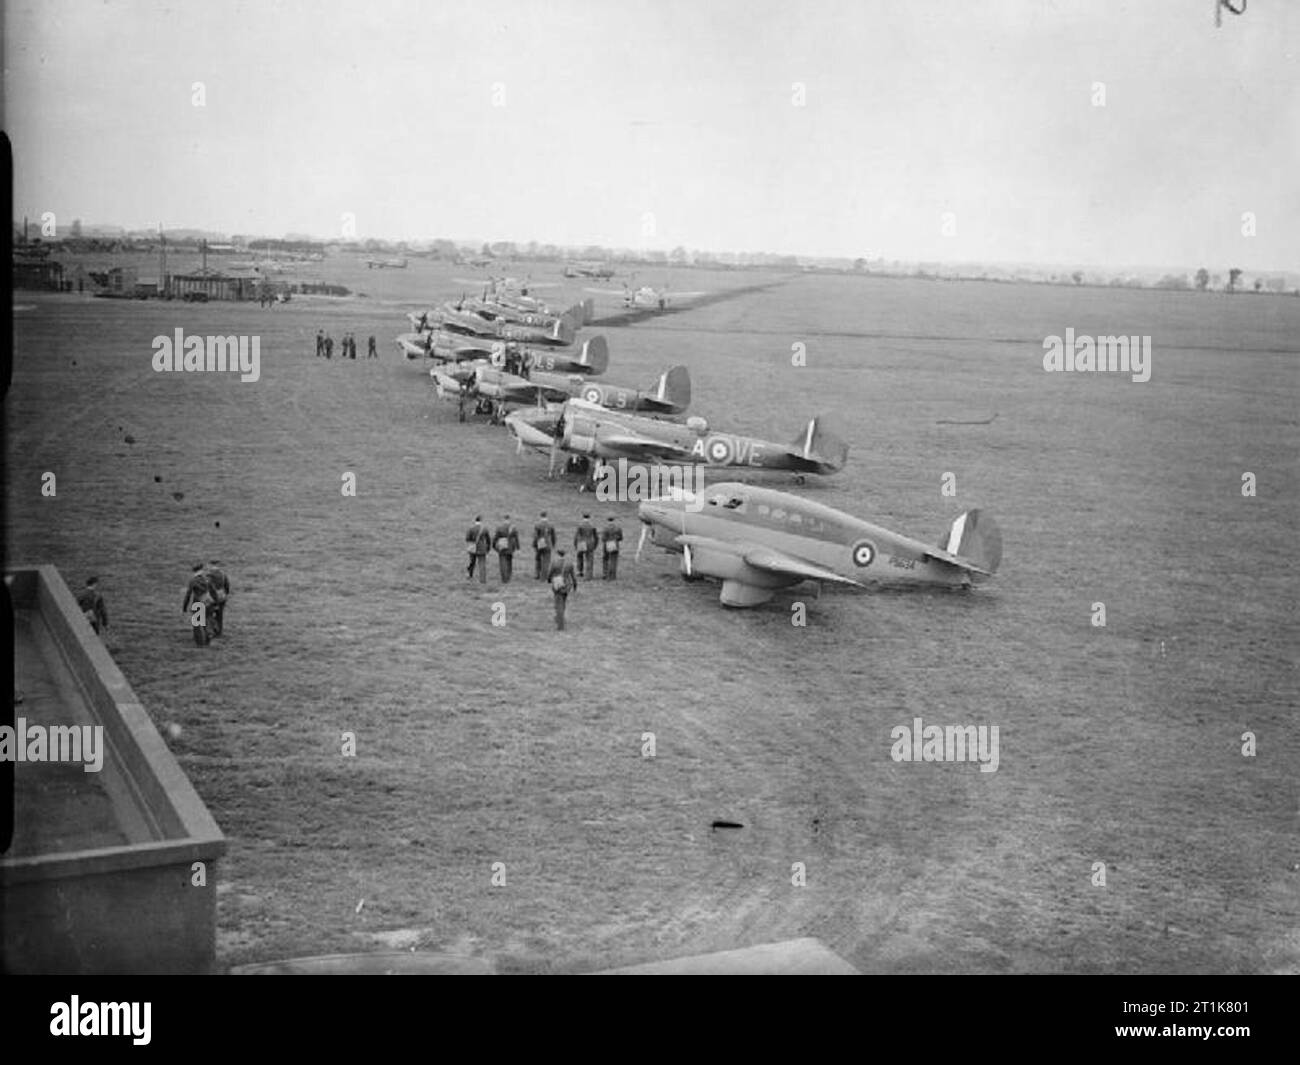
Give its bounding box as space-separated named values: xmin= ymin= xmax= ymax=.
xmin=683 ymin=541 xmax=693 ymax=578
xmin=636 ymin=523 xmax=648 ymax=562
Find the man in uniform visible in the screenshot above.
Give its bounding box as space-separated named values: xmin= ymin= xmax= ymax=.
xmin=181 ymin=562 xmax=215 ymax=644
xmin=533 ymin=510 xmax=556 ymax=579
xmin=368 ymin=335 xmax=378 ymax=359
xmin=601 ymin=516 xmax=624 ymax=580
xmin=548 ymin=548 xmax=578 ymax=631
xmin=574 ymin=513 xmax=598 ymax=579
xmin=316 ymin=330 xmax=325 ymax=357
xmin=204 ymin=560 xmax=230 ymax=636
xmin=458 ymin=384 xmax=468 ymax=423
xmin=466 ymin=515 xmax=491 ymax=582
xmin=76 ymin=576 xmax=109 ymax=635
xmin=324 ymin=333 xmax=334 ymax=359
xmin=493 ymin=514 xmax=520 ymax=583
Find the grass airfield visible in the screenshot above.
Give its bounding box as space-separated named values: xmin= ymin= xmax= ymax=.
xmin=7 ymin=257 xmax=1299 ymax=973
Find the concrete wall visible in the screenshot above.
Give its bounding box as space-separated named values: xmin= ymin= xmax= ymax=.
xmin=2 ymin=566 xmax=227 ymax=974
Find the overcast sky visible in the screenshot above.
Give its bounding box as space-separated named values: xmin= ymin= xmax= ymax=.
xmin=4 ymin=0 xmax=1297 ymax=268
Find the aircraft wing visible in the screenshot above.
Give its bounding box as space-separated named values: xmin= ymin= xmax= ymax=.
xmin=595 ymin=433 xmax=695 ymax=463
xmin=677 ymin=535 xmax=865 ymax=588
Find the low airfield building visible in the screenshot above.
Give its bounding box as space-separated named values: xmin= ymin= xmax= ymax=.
xmin=12 ymin=247 xmax=66 ymax=291
xmin=167 ymin=266 xmax=264 ymax=301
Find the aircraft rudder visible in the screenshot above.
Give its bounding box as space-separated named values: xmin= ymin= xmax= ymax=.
xmin=580 ymin=335 xmax=609 ymax=375
xmin=799 ymin=414 xmax=849 ymax=472
xmin=661 ymin=364 xmax=691 ymax=410
xmin=556 ymin=312 xmax=577 ymax=345
xmin=943 ymin=509 xmax=1002 ymax=574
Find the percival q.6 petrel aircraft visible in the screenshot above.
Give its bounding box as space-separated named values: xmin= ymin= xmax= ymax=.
xmin=507 ymin=398 xmax=849 ymax=479
xmin=479 ymin=363 xmax=690 ymax=415
xmin=636 ymin=483 xmax=1002 ymax=608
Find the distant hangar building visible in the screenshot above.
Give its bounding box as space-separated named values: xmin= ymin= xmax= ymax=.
xmin=167 ymin=266 xmax=265 ymax=301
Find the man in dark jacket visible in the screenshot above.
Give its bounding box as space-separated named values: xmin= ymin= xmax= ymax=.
xmin=533 ymin=510 xmax=556 ymax=579
xmin=494 ymin=514 xmax=520 ymax=583
xmin=548 ymin=549 xmax=579 ymax=631
xmin=574 ymin=513 xmax=598 ymax=579
xmin=600 ymin=516 xmax=624 ymax=580
xmin=76 ymin=576 xmax=109 ymax=635
xmin=466 ymin=516 xmax=491 ymax=583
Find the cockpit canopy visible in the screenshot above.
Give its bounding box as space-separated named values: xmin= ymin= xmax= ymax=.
xmin=706 ymin=489 xmax=746 ymax=511
xmin=686 ymin=415 xmax=709 ymax=433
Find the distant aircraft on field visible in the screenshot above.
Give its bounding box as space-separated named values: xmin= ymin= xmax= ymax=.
xmin=564 ymin=261 xmax=616 ymax=279
xmin=636 ymin=483 xmax=1002 ymax=607
xmin=365 ymin=256 xmax=408 ymax=269
xmin=586 ymin=279 xmax=708 ymax=310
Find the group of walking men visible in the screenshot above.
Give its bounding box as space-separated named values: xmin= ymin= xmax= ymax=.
xmin=316 ymin=331 xmax=378 ymax=359
xmin=181 ymin=560 xmax=232 ymax=643
xmin=464 ymin=511 xmax=625 ymax=630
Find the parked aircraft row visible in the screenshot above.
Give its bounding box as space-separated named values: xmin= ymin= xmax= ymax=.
xmin=395 ymin=277 xmax=1002 ymax=609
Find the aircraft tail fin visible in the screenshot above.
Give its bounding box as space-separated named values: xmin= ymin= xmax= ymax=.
xmin=651 ymin=364 xmax=691 ymax=411
xmin=578 ymin=335 xmax=609 ymax=375
xmin=794 ymin=414 xmax=849 ymax=473
xmin=939 ymin=509 xmax=1002 ymax=575
xmin=554 ymin=312 xmax=578 ymax=345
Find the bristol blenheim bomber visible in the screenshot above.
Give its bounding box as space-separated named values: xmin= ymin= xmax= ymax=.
xmin=636 ymin=483 xmax=1003 ymax=607
xmin=506 ymin=398 xmax=849 ymax=479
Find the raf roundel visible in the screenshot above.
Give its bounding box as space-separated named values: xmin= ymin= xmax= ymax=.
xmin=850 ymin=540 xmax=876 ymax=568
xmin=706 ymin=436 xmax=732 ymax=463
xmin=583 ymin=386 xmax=602 ymax=404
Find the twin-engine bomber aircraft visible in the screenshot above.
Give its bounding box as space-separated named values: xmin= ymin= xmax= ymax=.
xmin=636 ymin=483 xmax=1003 ymax=608
xmin=479 ymin=364 xmax=690 ymax=415
xmin=431 ymin=337 xmax=613 ymax=399
xmin=514 ymin=399 xmax=849 ymax=478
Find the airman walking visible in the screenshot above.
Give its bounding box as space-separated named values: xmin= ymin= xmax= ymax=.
xmin=574 ymin=513 xmax=598 ymax=578
xmin=601 ymin=516 xmax=624 ymax=580
xmin=466 ymin=515 xmax=491 ymax=583
xmin=534 ymin=510 xmax=556 ymax=579
xmin=76 ymin=576 xmax=109 ymax=635
xmin=494 ymin=514 xmax=520 ymax=583
xmin=548 ymin=548 xmax=579 ymax=631
xmin=203 ymin=560 xmax=230 ymax=636
xmin=182 ymin=562 xmax=216 ymax=645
